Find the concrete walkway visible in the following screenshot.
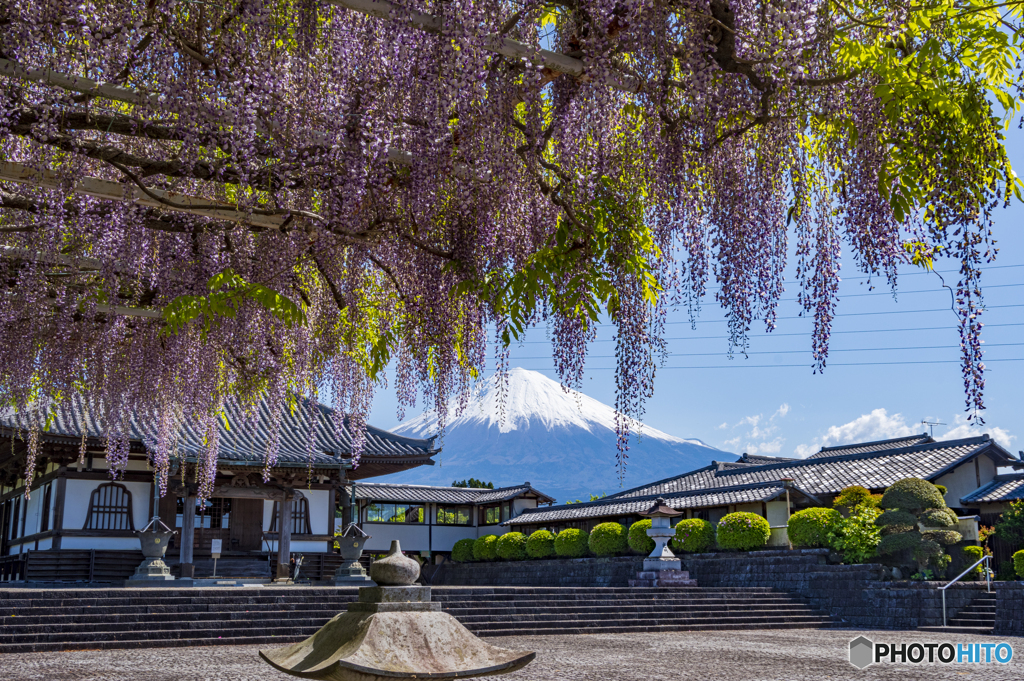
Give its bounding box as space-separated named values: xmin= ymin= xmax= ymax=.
xmin=6 ymin=629 xmax=1022 ymax=680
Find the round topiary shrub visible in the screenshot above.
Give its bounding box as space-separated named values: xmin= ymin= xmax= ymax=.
xmin=920 ymin=508 xmax=959 ymax=528
xmin=922 ymin=530 xmax=962 ymax=546
xmin=717 ymin=512 xmax=770 ymax=551
xmin=1014 ymin=549 xmax=1024 ymax=579
xmin=787 ymin=507 xmax=842 ymax=548
xmin=554 ymin=528 xmax=590 ymax=558
xmin=878 ymin=530 xmax=921 ymax=555
xmin=934 ymin=484 xmax=948 ymax=497
xmin=496 ymin=532 xmax=528 ymax=561
xmin=526 ymin=530 xmax=555 ymax=559
xmin=452 ymin=538 xmax=476 ymax=563
xmin=628 ymin=519 xmax=655 ymax=554
xmin=961 ymin=545 xmax=984 ymax=576
xmin=671 ymin=518 xmax=716 ymax=553
xmin=832 ymin=485 xmax=878 ymax=513
xmin=589 ymin=522 xmax=628 ymax=556
xmin=473 ymin=534 xmax=498 ymax=561
xmin=880 ymin=478 xmax=945 ymax=512
xmin=876 ymin=509 xmax=919 ymax=533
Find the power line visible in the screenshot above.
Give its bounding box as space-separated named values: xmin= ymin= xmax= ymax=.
xmin=503 ymin=358 xmax=1024 ymax=369
xmin=497 ymin=342 xmax=1024 ymax=360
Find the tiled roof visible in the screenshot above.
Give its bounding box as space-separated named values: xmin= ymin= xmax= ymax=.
xmin=960 ymin=474 xmax=1024 ymax=503
xmin=0 ymin=395 xmax=438 ymax=469
xmin=504 ymin=481 xmax=818 ymax=526
xmin=607 ymin=436 xmax=1016 ymax=501
xmin=353 ymin=482 xmax=556 ymax=505
xmin=806 ymin=434 xmax=933 ymax=458
xmin=737 ymin=453 xmax=800 ymax=464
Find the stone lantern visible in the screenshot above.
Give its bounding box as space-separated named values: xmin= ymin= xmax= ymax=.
xmin=127 ymin=516 xmax=176 ymax=584
xmin=334 ymin=523 xmax=374 ymax=585
xmin=629 ymin=497 xmax=696 ymax=587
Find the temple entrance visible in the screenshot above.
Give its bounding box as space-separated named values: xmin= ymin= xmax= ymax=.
xmin=229 ymin=498 xmax=264 ymax=552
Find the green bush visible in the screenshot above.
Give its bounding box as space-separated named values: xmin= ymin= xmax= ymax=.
xmin=672 ymin=519 xmax=716 ymax=553
xmin=934 ymin=484 xmax=948 ymax=497
xmin=832 ymin=485 xmax=879 ymax=513
xmin=788 ymin=507 xmax=842 ymax=548
xmin=961 ymin=545 xmax=984 ymax=577
xmin=717 ymin=512 xmax=770 ymax=551
xmin=496 ymin=532 xmax=528 ymax=561
xmin=878 ymin=531 xmax=921 ymax=555
xmin=827 ymin=506 xmax=882 ymax=563
xmin=997 ymin=560 xmax=1017 ymax=581
xmin=554 ymin=528 xmax=590 ymax=558
xmin=875 ymin=509 xmax=918 ymax=533
xmin=994 ymin=500 xmax=1024 ymax=547
xmin=628 ymin=520 xmax=655 ymax=554
xmin=880 ymin=478 xmax=945 ymax=511
xmin=526 ymin=530 xmax=555 ymax=559
xmin=589 ymin=522 xmax=628 ymax=556
xmin=451 ymin=538 xmax=476 ymax=563
xmin=1015 ymin=550 xmax=1024 ymax=579
xmin=920 ymin=508 xmax=958 ymax=528
xmin=922 ymin=530 xmax=962 ymax=546
xmin=473 ymin=534 xmax=498 ymax=561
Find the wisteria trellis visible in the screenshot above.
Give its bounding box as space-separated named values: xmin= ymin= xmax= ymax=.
xmin=0 ymin=0 xmax=1020 ymax=498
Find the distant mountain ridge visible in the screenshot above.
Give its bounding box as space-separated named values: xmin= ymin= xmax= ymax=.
xmin=368 ymin=368 xmax=726 ymax=503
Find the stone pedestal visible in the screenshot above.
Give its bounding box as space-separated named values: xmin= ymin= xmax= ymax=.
xmin=629 ymin=569 xmax=697 ymax=588
xmin=334 ymin=559 xmax=375 ymax=585
xmin=643 ymin=556 xmax=682 ymax=572
xmin=127 ymin=557 xmax=175 ymax=582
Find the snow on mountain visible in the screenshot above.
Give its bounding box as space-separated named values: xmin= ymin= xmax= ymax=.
xmin=370 ymin=368 xmax=726 ymax=503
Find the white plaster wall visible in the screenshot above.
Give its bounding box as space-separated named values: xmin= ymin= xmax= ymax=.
xmin=23 ymin=486 xmax=42 ymax=536
xmin=478 ymin=526 xmax=507 ymax=538
xmin=735 ymin=503 xmax=763 ymax=517
xmin=936 ymin=460 xmax=989 ymax=508
xmin=36 ymin=538 xmax=52 ymax=550
xmin=60 ymin=536 xmax=141 ymax=550
xmin=512 ymin=498 xmax=536 ymax=514
xmin=766 ymin=500 xmax=790 ymax=526
xmin=361 ymin=524 xmax=430 ymax=552
xmin=263 ymin=500 xmax=275 ymax=531
xmin=430 ymin=525 xmax=477 ymax=552
xmin=263 ymin=540 xmax=328 ymax=553
xmin=87 ymin=458 xmax=151 ymax=472
xmin=64 ymin=480 xmax=98 ymax=529
xmin=303 ymin=489 xmax=330 ymax=535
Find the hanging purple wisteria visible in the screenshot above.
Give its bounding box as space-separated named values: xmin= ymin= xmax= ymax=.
xmin=0 ymin=0 xmax=1018 ymax=491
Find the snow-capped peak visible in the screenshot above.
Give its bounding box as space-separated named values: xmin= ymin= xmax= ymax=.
xmin=394 ymin=368 xmax=705 ymax=446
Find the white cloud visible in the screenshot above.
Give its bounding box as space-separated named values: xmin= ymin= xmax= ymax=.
xmin=937 ymin=415 xmax=1015 ymax=450
xmin=774 ymin=403 xmax=791 ymax=419
xmin=792 ymin=408 xmax=1016 ymax=458
xmin=748 ymin=438 xmax=784 ymax=455
xmin=726 ymin=404 xmax=791 ymax=454
xmin=717 ymin=422 xmax=728 ymax=430
xmin=723 ymin=436 xmax=742 ymax=449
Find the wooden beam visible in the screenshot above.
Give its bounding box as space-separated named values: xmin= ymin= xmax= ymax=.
xmin=0 ymin=58 xmax=163 ymax=108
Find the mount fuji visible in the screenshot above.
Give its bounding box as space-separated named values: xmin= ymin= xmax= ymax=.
xmin=372 ymin=368 xmax=727 ymax=503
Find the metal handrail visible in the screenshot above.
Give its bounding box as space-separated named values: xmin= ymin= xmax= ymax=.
xmin=939 ymin=554 xmax=991 ymax=627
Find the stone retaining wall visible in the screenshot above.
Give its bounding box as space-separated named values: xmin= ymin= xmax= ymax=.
xmin=994 ymin=583 xmax=1024 ymax=636
xmin=430 ymin=555 xmax=644 ymax=587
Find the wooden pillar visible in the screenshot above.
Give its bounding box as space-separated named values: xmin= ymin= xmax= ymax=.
xmin=51 ymin=469 xmax=67 ymax=550
xmin=275 ymin=494 xmax=293 ymax=581
xmin=327 ymin=486 xmax=337 ymax=553
xmin=180 ymin=493 xmax=196 ymax=578
xmin=340 ymin=483 xmax=352 ymax=527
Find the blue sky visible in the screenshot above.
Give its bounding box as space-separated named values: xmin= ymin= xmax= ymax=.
xmin=368 ymin=137 xmax=1024 ymax=461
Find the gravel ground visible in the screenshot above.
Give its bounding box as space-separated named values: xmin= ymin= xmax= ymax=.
xmin=6 ymin=629 xmax=1022 ymax=681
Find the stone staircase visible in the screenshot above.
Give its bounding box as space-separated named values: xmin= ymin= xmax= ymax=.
xmin=918 ymin=592 xmax=997 ymax=635
xmin=0 ymin=586 xmax=834 ymax=653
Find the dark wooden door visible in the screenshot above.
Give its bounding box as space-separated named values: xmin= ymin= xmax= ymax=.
xmin=230 ymin=498 xmax=264 ymax=552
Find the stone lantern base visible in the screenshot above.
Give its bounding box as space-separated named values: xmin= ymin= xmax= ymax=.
xmin=629 ymin=569 xmax=697 ymax=588
xmin=127 ymin=557 xmax=175 ymax=582
xmin=334 ymin=560 xmax=375 ymax=585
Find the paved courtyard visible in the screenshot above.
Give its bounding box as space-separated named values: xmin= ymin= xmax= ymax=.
xmin=6 ymin=629 xmax=1022 ymax=680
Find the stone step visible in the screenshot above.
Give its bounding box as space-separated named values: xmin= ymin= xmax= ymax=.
xmin=472 ymin=619 xmax=836 ymax=637
xmin=917 ymin=625 xmax=994 ymax=635
xmin=452 ymin=608 xmax=822 ymax=624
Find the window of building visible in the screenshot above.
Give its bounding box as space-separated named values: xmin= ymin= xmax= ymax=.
xmin=270 ymin=497 xmax=313 ymax=534
xmin=365 ymin=503 xmax=424 ymax=524
xmin=39 ymin=483 xmax=52 ymax=533
xmin=435 ymin=505 xmax=472 ymax=525
xmin=480 ymin=502 xmax=511 ymax=525
xmin=691 ymin=509 xmax=709 ymax=521
xmin=83 ymin=483 xmax=135 ymax=531
xmin=176 ymin=497 xmax=232 ymax=529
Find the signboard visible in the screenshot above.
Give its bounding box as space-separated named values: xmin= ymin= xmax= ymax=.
xmin=210 ymin=539 xmax=222 ymax=558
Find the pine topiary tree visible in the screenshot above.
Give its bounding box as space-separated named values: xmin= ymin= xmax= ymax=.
xmin=496 ymin=532 xmax=528 ymax=560
xmin=554 ymin=528 xmax=590 ymax=558
xmin=627 ymin=519 xmax=655 ymax=554
xmin=526 ymin=530 xmax=555 ymax=559
xmin=589 ymin=522 xmax=628 ymax=556
xmin=876 ymin=478 xmax=961 ymax=577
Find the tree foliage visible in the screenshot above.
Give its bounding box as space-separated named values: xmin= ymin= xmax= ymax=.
xmin=2 ymin=0 xmax=1022 ymax=496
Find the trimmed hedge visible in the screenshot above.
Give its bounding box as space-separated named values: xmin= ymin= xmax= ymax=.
xmin=878 ymin=530 xmax=921 ymax=555
xmin=554 ymin=528 xmax=590 ymax=558
xmin=496 ymin=532 xmax=528 ymax=560
xmin=451 ymin=538 xmax=476 ymax=563
xmin=880 ymin=477 xmax=945 ymax=511
xmin=922 ymin=530 xmax=962 ymax=546
xmin=473 ymin=534 xmax=498 ymax=561
xmin=1014 ymin=549 xmax=1024 ymax=579
xmin=590 ymin=522 xmax=628 ymax=556
xmin=671 ymin=519 xmax=716 ymax=553
xmin=961 ymin=545 xmax=984 ymax=576
xmin=717 ymin=512 xmax=770 ymax=551
xmin=628 ymin=520 xmax=655 ymax=554
xmin=526 ymin=530 xmax=555 ymax=559
xmin=788 ymin=507 xmax=842 ymax=548
xmin=920 ymin=508 xmax=959 ymax=528
xmin=876 ymin=509 xmax=918 ymax=532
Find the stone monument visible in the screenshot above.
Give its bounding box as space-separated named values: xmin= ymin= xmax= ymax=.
xmin=333 ymin=523 xmax=374 ymax=585
xmin=261 ymin=540 xmax=535 ymax=681
xmin=127 ymin=517 xmax=176 ymax=584
xmin=628 ymin=498 xmax=697 ymax=587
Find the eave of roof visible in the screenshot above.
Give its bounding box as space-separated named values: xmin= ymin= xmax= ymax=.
xmin=352 ymin=481 xmax=556 ymax=505
xmin=960 ymin=473 xmax=1024 ymax=504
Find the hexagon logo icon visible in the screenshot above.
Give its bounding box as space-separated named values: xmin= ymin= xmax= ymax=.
xmin=849 ymin=636 xmax=874 ymax=669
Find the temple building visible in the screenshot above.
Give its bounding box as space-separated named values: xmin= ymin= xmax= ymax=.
xmin=0 ymin=397 xmax=439 ymax=581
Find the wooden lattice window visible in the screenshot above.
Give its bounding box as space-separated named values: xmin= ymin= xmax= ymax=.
xmin=270 ymin=497 xmax=312 ymax=535
xmin=83 ymin=483 xmax=135 ymax=531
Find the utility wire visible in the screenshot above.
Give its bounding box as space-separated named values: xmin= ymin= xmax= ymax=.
xmin=492 ymin=342 xmax=1024 ymax=360
xmin=504 ymin=358 xmax=1024 ymax=370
